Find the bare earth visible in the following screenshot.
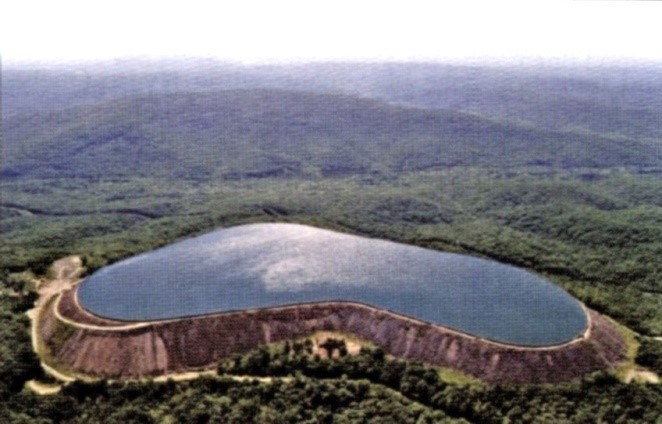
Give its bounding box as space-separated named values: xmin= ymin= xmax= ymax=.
xmin=625 ymin=369 xmax=660 ymax=384
xmin=25 ymin=380 xmax=61 ymax=395
xmin=310 ymin=330 xmax=366 ymax=358
xmin=25 ymin=256 xmax=85 ymax=391
xmin=27 ymin=256 xmax=84 ymax=353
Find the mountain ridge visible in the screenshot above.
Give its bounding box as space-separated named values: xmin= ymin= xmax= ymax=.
xmin=4 ymin=88 xmax=659 ymax=180
xmin=5 ymin=62 xmax=662 ymax=141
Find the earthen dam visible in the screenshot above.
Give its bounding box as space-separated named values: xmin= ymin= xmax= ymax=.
xmin=38 ymin=223 xmax=626 ymax=383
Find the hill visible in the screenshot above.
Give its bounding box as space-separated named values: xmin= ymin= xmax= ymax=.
xmin=3 ymin=89 xmax=659 ymax=180
xmin=5 ymin=61 xmax=662 ymax=142
xmin=316 ymin=63 xmax=662 ymax=140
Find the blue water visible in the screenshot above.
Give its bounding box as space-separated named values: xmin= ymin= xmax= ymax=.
xmin=78 ymin=223 xmax=587 ymax=345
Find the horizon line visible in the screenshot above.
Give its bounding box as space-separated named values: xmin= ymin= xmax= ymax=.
xmin=5 ymin=55 xmax=662 ymax=70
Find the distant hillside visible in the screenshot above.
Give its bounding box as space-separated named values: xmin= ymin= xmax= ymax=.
xmin=5 ymin=62 xmax=662 ymax=142
xmin=3 ymin=89 xmax=659 ymax=180
xmin=315 ymin=63 xmax=662 ymax=141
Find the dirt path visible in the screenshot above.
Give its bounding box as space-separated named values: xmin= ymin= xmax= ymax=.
xmin=27 ymin=256 xmax=85 ymax=346
xmin=39 ymin=361 xmax=78 ymax=383
xmin=26 ymin=380 xmax=61 ymax=395
xmin=36 ymin=256 xmax=84 ymax=299
xmin=625 ymin=369 xmax=659 ymax=384
xmin=152 ymin=371 xmax=290 ymax=384
xmin=52 ymin=292 xmax=155 ymax=331
xmin=27 ymin=256 xmax=85 ymax=382
xmin=27 ymin=369 xmax=291 ymax=395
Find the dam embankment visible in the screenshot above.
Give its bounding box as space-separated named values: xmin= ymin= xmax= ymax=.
xmin=38 ymin=286 xmax=626 ymax=384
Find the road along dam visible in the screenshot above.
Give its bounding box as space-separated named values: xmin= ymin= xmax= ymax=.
xmin=37 ymin=285 xmax=626 ymax=384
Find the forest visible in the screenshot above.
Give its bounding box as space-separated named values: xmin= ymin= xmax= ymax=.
xmin=2 ymin=168 xmax=660 ymax=422
xmin=1 ymin=62 xmax=661 ymax=422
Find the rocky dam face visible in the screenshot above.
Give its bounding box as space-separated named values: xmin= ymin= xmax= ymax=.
xmin=38 ymin=223 xmax=626 ymax=382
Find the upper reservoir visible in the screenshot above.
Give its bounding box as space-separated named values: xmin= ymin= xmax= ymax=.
xmin=78 ymin=223 xmax=588 ymax=346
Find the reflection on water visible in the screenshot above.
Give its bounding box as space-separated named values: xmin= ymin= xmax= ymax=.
xmin=79 ymin=223 xmax=587 ymax=346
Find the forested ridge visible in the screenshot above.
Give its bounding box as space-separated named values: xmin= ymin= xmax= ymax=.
xmin=1 ymin=62 xmax=660 ymax=422
xmin=4 ymin=89 xmax=660 ymax=181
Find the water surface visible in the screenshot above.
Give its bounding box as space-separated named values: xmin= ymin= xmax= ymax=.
xmin=79 ymin=223 xmax=587 ymax=345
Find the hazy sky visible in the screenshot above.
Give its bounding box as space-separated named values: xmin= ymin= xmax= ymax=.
xmin=3 ymin=0 xmax=661 ymax=64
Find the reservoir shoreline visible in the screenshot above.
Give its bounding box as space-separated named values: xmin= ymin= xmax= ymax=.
xmin=77 ymin=223 xmax=588 ymax=346
xmin=70 ymin=285 xmax=590 ymax=350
